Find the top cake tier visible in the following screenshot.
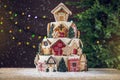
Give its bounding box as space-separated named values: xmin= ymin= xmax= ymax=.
xmin=47 ymin=3 xmax=80 ymax=38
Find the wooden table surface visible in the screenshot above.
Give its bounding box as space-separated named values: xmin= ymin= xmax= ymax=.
xmin=0 ymin=68 xmax=120 ymax=80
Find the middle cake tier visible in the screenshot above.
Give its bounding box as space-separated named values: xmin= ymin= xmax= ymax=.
xmin=40 ymin=38 xmax=83 ymax=56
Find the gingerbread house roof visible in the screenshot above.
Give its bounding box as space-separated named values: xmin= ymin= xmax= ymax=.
xmin=68 ymin=55 xmax=80 ymax=60
xmin=50 ymin=39 xmax=66 ymax=48
xmin=41 ymin=38 xmax=51 ymax=48
xmin=47 ymin=38 xmax=71 ymax=47
xmin=50 ymin=22 xmax=73 ymax=31
xmin=46 ymin=56 xmax=56 ymax=64
xmin=69 ymin=38 xmax=83 ymax=48
xmin=51 ymin=3 xmax=72 ymax=15
xmin=80 ymin=54 xmax=87 ymax=62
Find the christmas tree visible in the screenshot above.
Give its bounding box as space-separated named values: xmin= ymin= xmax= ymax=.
xmin=58 ymin=58 xmax=68 ymax=72
xmin=66 ymin=0 xmax=120 ymax=69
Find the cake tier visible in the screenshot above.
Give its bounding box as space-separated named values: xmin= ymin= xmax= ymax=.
xmin=35 ymin=55 xmax=87 ymax=72
xmin=47 ymin=21 xmax=79 ymax=38
xmin=40 ymin=38 xmax=83 ymax=56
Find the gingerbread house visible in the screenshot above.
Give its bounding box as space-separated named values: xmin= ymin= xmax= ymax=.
xmin=51 ymin=3 xmax=72 ymax=21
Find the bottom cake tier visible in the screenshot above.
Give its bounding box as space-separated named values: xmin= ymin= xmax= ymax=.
xmin=35 ymin=54 xmax=87 ymax=72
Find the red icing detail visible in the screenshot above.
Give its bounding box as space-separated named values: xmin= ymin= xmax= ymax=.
xmin=51 ymin=40 xmax=66 ymax=56
xmin=54 ymin=47 xmax=59 ymax=51
xmin=57 ymin=42 xmax=63 ymax=47
xmin=73 ymin=49 xmax=77 ymax=54
xmin=59 ymin=32 xmax=65 ymax=37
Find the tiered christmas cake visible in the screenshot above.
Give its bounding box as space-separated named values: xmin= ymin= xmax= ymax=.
xmin=34 ymin=3 xmax=87 ymax=72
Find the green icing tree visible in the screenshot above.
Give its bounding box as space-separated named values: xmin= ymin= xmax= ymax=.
xmin=58 ymin=58 xmax=68 ymax=72
xmin=68 ymin=27 xmax=75 ymax=38
xmin=48 ymin=24 xmax=54 ymax=38
xmin=66 ymin=0 xmax=120 ymax=69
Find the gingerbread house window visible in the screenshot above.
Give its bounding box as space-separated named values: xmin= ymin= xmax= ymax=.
xmin=72 ymin=63 xmax=76 ymax=67
xmin=57 ymin=10 xmax=66 ymax=21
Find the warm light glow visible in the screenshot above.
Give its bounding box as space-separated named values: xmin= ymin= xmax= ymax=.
xmin=22 ymin=12 xmax=25 ymax=15
xmin=0 ymin=29 xmax=4 ymax=33
xmin=9 ymin=11 xmax=12 ymax=14
xmin=4 ymin=5 xmax=7 ymax=8
xmin=12 ymin=37 xmax=15 ymax=40
xmin=97 ymin=41 xmax=100 ymax=44
xmin=26 ymin=42 xmax=30 ymax=45
xmin=19 ymin=29 xmax=22 ymax=32
xmin=18 ymin=42 xmax=22 ymax=45
xmin=42 ymin=15 xmax=46 ymax=19
xmin=38 ymin=36 xmax=41 ymax=39
xmin=1 ymin=17 xmax=4 ymax=20
xmin=9 ymin=30 xmax=12 ymax=33
xmin=15 ymin=21 xmax=18 ymax=24
xmin=27 ymin=26 xmax=30 ymax=30
xmin=0 ymin=21 xmax=3 ymax=25
xmin=10 ymin=17 xmax=14 ymax=20
xmin=32 ymin=45 xmax=36 ymax=48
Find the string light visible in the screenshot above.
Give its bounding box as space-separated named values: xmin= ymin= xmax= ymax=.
xmin=97 ymin=41 xmax=100 ymax=44
xmin=12 ymin=36 xmax=15 ymax=40
xmin=0 ymin=29 xmax=4 ymax=33
xmin=32 ymin=45 xmax=36 ymax=48
xmin=9 ymin=30 xmax=12 ymax=33
xmin=42 ymin=15 xmax=46 ymax=18
xmin=15 ymin=21 xmax=18 ymax=24
xmin=14 ymin=13 xmax=18 ymax=17
xmin=28 ymin=14 xmax=31 ymax=17
xmin=4 ymin=5 xmax=7 ymax=8
xmin=44 ymin=36 xmax=47 ymax=39
xmin=26 ymin=26 xmax=30 ymax=30
xmin=18 ymin=42 xmax=22 ymax=45
xmin=38 ymin=36 xmax=41 ymax=39
xmin=22 ymin=12 xmax=25 ymax=15
xmin=9 ymin=11 xmax=12 ymax=14
xmin=10 ymin=17 xmax=14 ymax=20
xmin=0 ymin=21 xmax=3 ymax=25
xmin=34 ymin=16 xmax=38 ymax=19
xmin=19 ymin=29 xmax=22 ymax=32
xmin=1 ymin=17 xmax=4 ymax=20
xmin=26 ymin=42 xmax=30 ymax=45
xmin=32 ymin=34 xmax=35 ymax=38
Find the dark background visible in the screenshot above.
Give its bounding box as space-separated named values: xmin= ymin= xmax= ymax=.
xmin=0 ymin=0 xmax=81 ymax=67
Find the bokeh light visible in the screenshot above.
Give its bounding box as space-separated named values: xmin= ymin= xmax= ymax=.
xmin=12 ymin=36 xmax=15 ymax=40
xmin=32 ymin=45 xmax=36 ymax=48
xmin=42 ymin=15 xmax=46 ymax=19
xmin=32 ymin=34 xmax=35 ymax=38
xmin=9 ymin=30 xmax=13 ymax=33
xmin=26 ymin=42 xmax=30 ymax=45
xmin=18 ymin=42 xmax=22 ymax=45
xmin=19 ymin=29 xmax=22 ymax=32
xmin=15 ymin=21 xmax=18 ymax=24
xmin=26 ymin=26 xmax=30 ymax=30
xmin=0 ymin=29 xmax=4 ymax=33
xmin=0 ymin=21 xmax=3 ymax=25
